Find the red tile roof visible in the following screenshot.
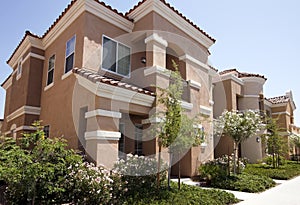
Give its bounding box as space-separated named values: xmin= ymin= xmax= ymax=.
xmin=7 ymin=0 xmax=215 ymax=66
xmin=219 ymin=68 xmax=267 ymax=80
xmin=73 ymin=68 xmax=155 ymax=96
xmin=267 ymin=95 xmax=290 ymax=104
xmin=126 ymin=0 xmax=216 ymax=43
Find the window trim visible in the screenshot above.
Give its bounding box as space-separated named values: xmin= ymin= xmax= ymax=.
xmin=16 ymin=58 xmax=23 ymax=80
xmin=64 ymin=35 xmax=76 ymax=74
xmin=101 ymin=35 xmax=131 ymax=78
xmin=46 ymin=54 xmax=56 ymax=86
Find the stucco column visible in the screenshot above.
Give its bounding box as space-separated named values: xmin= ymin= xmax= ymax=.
xmin=84 ymin=109 xmax=122 ymax=169
xmin=145 ymin=33 xmax=168 ymax=68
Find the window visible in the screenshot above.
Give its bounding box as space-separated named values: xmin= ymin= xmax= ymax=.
xmin=134 ymin=124 xmax=143 ymax=156
xmin=16 ymin=59 xmax=22 ymax=80
xmin=102 ymin=36 xmax=130 ymax=77
xmin=118 ymin=123 xmax=126 ymax=159
xmin=47 ymin=55 xmax=55 ymax=85
xmin=65 ymin=35 xmax=76 ymax=73
xmin=43 ymin=125 xmax=50 ymax=138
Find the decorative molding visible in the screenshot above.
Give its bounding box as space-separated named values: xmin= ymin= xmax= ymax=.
xmin=142 ymin=117 xmax=164 ymax=124
xmin=242 ymin=77 xmax=266 ymax=84
xmin=23 ymin=52 xmax=45 ymax=63
xmin=76 ymin=75 xmax=155 ymax=107
xmin=7 ymin=106 xmax=41 ymax=122
xmin=200 ymin=105 xmax=212 ymax=116
xmin=44 ymin=82 xmax=54 ymax=91
xmin=85 ymin=130 xmax=121 ymax=141
xmin=144 ymin=66 xmax=170 ymax=78
xmin=85 ymin=109 xmax=122 ymax=119
xmin=15 ymin=126 xmax=37 ymax=132
xmin=181 ymin=101 xmax=193 ymax=110
xmin=272 ymin=111 xmax=291 ymax=116
xmin=179 ymin=54 xmax=210 ymax=73
xmin=43 ymin=0 xmax=133 ymax=49
xmin=188 ymin=80 xmax=201 ymax=90
xmin=221 ymin=74 xmax=244 ymax=86
xmin=127 ymin=0 xmax=214 ymax=48
xmin=61 ymin=70 xmax=74 ymax=80
xmin=2 ymin=75 xmax=12 ymax=90
xmin=8 ymin=35 xmax=43 ymax=68
xmin=264 ymin=99 xmax=273 ymax=107
xmin=243 ymin=95 xmax=260 ymax=98
xmin=144 ymin=33 xmax=168 ymax=47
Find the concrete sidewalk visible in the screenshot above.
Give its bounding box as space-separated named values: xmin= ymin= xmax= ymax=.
xmin=236 ymin=176 xmax=300 ymax=205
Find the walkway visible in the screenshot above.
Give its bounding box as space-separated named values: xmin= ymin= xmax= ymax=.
xmin=175 ymin=177 xmax=300 ymax=204
xmin=236 ymin=176 xmax=300 ymax=205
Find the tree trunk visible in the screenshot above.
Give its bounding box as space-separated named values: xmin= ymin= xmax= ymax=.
xmin=233 ymin=142 xmax=237 ymax=175
xmin=167 ymin=151 xmax=173 ymax=190
xmin=178 ymin=158 xmax=181 ymax=190
xmin=157 ymin=142 xmax=162 ymax=188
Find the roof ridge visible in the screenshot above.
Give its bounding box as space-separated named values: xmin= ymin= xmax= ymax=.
xmin=126 ymin=0 xmax=215 ymax=42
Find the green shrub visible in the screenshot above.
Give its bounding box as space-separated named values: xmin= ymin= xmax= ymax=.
xmin=199 ymin=155 xmax=248 ymax=184
xmin=0 ymin=125 xmax=120 ymax=204
xmin=244 ymin=162 xmax=300 ymax=180
xmin=113 ymin=154 xmax=167 ymax=198
xmin=263 ymin=156 xmax=286 ymax=166
xmin=124 ymin=182 xmax=238 ymax=205
xmin=212 ymin=173 xmax=275 ymax=193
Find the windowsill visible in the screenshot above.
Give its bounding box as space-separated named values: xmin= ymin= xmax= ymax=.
xmin=44 ymin=82 xmax=54 ymax=91
xmin=61 ymin=70 xmax=73 ymax=80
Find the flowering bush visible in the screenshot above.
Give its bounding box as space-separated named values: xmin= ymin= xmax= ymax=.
xmin=64 ymin=162 xmax=112 ymax=204
xmin=199 ymin=155 xmax=248 ymax=184
xmin=0 ymin=125 xmax=123 ymax=205
xmin=113 ymin=154 xmax=167 ymax=196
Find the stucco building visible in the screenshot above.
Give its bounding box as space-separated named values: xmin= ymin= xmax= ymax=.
xmin=266 ymin=91 xmax=299 ymax=157
xmin=1 ymin=0 xmax=217 ymax=177
xmin=213 ymin=69 xmax=267 ymax=162
xmin=214 ymin=69 xmax=299 ymax=162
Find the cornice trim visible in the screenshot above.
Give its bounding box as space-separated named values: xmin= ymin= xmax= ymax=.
xmin=85 ymin=130 xmax=121 ymax=141
xmin=7 ymin=106 xmax=41 ymax=122
xmin=85 ymin=109 xmax=122 ymax=119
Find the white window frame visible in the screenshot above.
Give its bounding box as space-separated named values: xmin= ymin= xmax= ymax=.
xmin=101 ymin=35 xmax=131 ymax=78
xmin=64 ymin=35 xmax=76 ymax=74
xmin=16 ymin=58 xmax=23 ymax=80
xmin=46 ymin=54 xmax=55 ymax=87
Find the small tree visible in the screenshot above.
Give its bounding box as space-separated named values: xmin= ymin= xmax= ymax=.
xmin=290 ymin=134 xmax=300 ymax=163
xmin=215 ymin=110 xmax=263 ymax=174
xmin=262 ymin=118 xmax=286 ymax=168
xmin=154 ymin=61 xmax=201 ymax=189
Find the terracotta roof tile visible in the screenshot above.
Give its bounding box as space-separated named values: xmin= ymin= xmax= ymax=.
xmin=267 ymin=95 xmax=290 ymax=104
xmin=126 ymin=0 xmax=216 ymax=43
xmin=73 ymin=68 xmax=155 ymax=96
xmin=219 ymin=69 xmax=267 ymax=80
xmin=208 ymin=65 xmax=218 ymax=72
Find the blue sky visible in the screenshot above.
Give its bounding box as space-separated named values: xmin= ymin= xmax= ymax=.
xmin=0 ymin=0 xmax=299 ymax=125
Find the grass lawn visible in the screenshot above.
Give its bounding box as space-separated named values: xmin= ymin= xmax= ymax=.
xmin=244 ymin=161 xmax=300 ymax=180
xmin=123 ymin=182 xmax=239 ymax=205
